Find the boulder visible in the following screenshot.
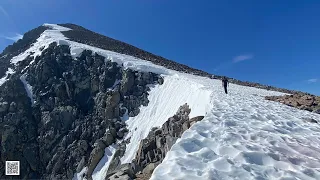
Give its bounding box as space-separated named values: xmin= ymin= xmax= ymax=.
xmin=120 ymin=69 xmax=135 ymax=95
xmin=189 ymin=116 xmax=205 ymax=123
xmin=102 ymin=131 xmax=115 ymax=146
xmin=86 ymin=140 xmax=107 ymax=178
xmin=142 ymin=162 xmax=160 ymax=175
xmin=132 ymin=103 xmax=204 ymax=178
xmin=313 ymin=108 xmax=320 ymax=114
xmin=158 ymin=77 xmax=164 ymax=85
xmin=9 ymin=101 xmax=17 ymax=112
xmin=0 ymin=101 xmax=9 ymax=113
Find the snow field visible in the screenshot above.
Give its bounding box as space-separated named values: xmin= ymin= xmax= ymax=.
xmin=151 ymin=80 xmax=320 ymax=180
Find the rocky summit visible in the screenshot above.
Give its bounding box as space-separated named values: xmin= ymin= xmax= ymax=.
xmin=0 ymin=23 xmax=319 ymax=180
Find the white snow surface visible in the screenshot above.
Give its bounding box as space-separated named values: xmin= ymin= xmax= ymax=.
xmin=5 ymin=24 xmax=320 ymax=179
xmin=20 ymin=74 xmax=35 ymax=104
xmin=0 ymin=68 xmax=15 ymax=86
xmin=151 ymin=79 xmax=320 ymax=180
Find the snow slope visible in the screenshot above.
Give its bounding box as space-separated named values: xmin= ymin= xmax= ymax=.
xmin=121 ymin=74 xmax=212 ymax=164
xmin=5 ymin=24 xmax=320 ymax=180
xmin=0 ymin=68 xmax=14 ymax=86
xmin=151 ymin=79 xmax=320 ymax=180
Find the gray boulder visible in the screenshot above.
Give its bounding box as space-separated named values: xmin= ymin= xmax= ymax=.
xmin=0 ymin=101 xmax=9 ymax=113
xmin=142 ymin=162 xmax=160 ymax=175
xmin=86 ymin=140 xmax=107 ymax=178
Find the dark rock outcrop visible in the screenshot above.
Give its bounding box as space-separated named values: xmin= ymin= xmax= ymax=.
xmin=265 ymin=94 xmax=320 ymax=114
xmin=107 ymin=104 xmax=205 ymax=179
xmin=0 ymin=43 xmax=162 ymax=179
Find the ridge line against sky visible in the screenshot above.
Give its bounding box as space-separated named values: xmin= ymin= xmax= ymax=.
xmin=0 ymin=0 xmax=319 ymax=95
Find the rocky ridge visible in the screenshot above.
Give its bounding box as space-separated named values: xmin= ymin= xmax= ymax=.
xmin=266 ymin=94 xmax=320 ymax=114
xmin=57 ymin=23 xmax=311 ymax=96
xmin=0 ymin=42 xmax=162 ymax=179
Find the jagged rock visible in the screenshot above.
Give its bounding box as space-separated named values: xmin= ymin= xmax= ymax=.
xmin=0 ymin=101 xmax=9 ymax=113
xmin=106 ymin=163 xmax=136 ymax=180
xmin=266 ymin=94 xmax=320 ymax=114
xmin=313 ymin=108 xmax=320 ymax=114
xmin=87 ymin=140 xmax=107 ymax=178
xmin=9 ymin=101 xmax=17 ymax=112
xmin=108 ymin=171 xmax=132 ymax=180
xmin=117 ymin=128 xmax=128 ymax=139
xmin=297 ymin=95 xmax=314 ymax=107
xmin=130 ymin=103 xmax=204 ymax=178
xmin=78 ymin=140 xmax=89 ymax=152
xmin=182 ymin=121 xmax=190 ymax=132
xmin=102 ymin=131 xmax=115 ymax=146
xmin=23 ymin=144 xmax=40 ymax=171
xmin=120 ymin=69 xmax=135 ymax=95
xmin=76 ymin=156 xmax=86 ymax=173
xmin=142 ymin=162 xmax=160 ymax=175
xmin=158 ymin=77 xmax=164 ymax=85
xmin=189 ymin=116 xmax=204 ymax=124
xmin=303 ymin=118 xmax=318 ymax=123
xmin=107 ymin=143 xmax=127 ymax=174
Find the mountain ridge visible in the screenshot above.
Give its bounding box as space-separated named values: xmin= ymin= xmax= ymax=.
xmin=0 ymin=23 xmax=314 ymax=96
xmin=0 ymin=23 xmax=319 ymax=180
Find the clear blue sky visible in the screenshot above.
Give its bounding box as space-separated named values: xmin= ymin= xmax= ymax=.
xmin=1 ymin=0 xmax=319 ymax=95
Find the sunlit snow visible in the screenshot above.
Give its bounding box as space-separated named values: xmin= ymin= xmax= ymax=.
xmin=0 ymin=68 xmax=15 ymax=86
xmin=151 ymin=80 xmax=320 ymax=180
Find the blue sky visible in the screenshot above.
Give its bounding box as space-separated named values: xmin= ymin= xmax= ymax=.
xmin=0 ymin=0 xmax=319 ymax=95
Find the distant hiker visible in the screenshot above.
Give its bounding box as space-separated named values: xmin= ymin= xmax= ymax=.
xmin=222 ymin=77 xmax=229 ymax=94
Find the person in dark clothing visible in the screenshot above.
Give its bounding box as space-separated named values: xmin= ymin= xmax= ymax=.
xmin=222 ymin=77 xmax=229 ymax=94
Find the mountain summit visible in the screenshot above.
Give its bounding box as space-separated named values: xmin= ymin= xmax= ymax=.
xmin=0 ymin=24 xmax=319 ymax=180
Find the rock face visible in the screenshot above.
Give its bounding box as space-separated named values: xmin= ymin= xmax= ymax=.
xmin=265 ymin=94 xmax=320 ymax=114
xmin=106 ymin=104 xmax=205 ymax=179
xmin=135 ymin=104 xmax=203 ymax=169
xmin=0 ymin=43 xmax=161 ymax=179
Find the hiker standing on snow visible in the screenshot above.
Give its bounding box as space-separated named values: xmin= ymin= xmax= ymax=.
xmin=222 ymin=77 xmax=229 ymax=94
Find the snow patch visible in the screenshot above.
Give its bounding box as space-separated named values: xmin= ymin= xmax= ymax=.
xmin=0 ymin=68 xmax=15 ymax=86
xmin=20 ymin=74 xmax=35 ymax=104
xmin=43 ymin=23 xmax=72 ymax=31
